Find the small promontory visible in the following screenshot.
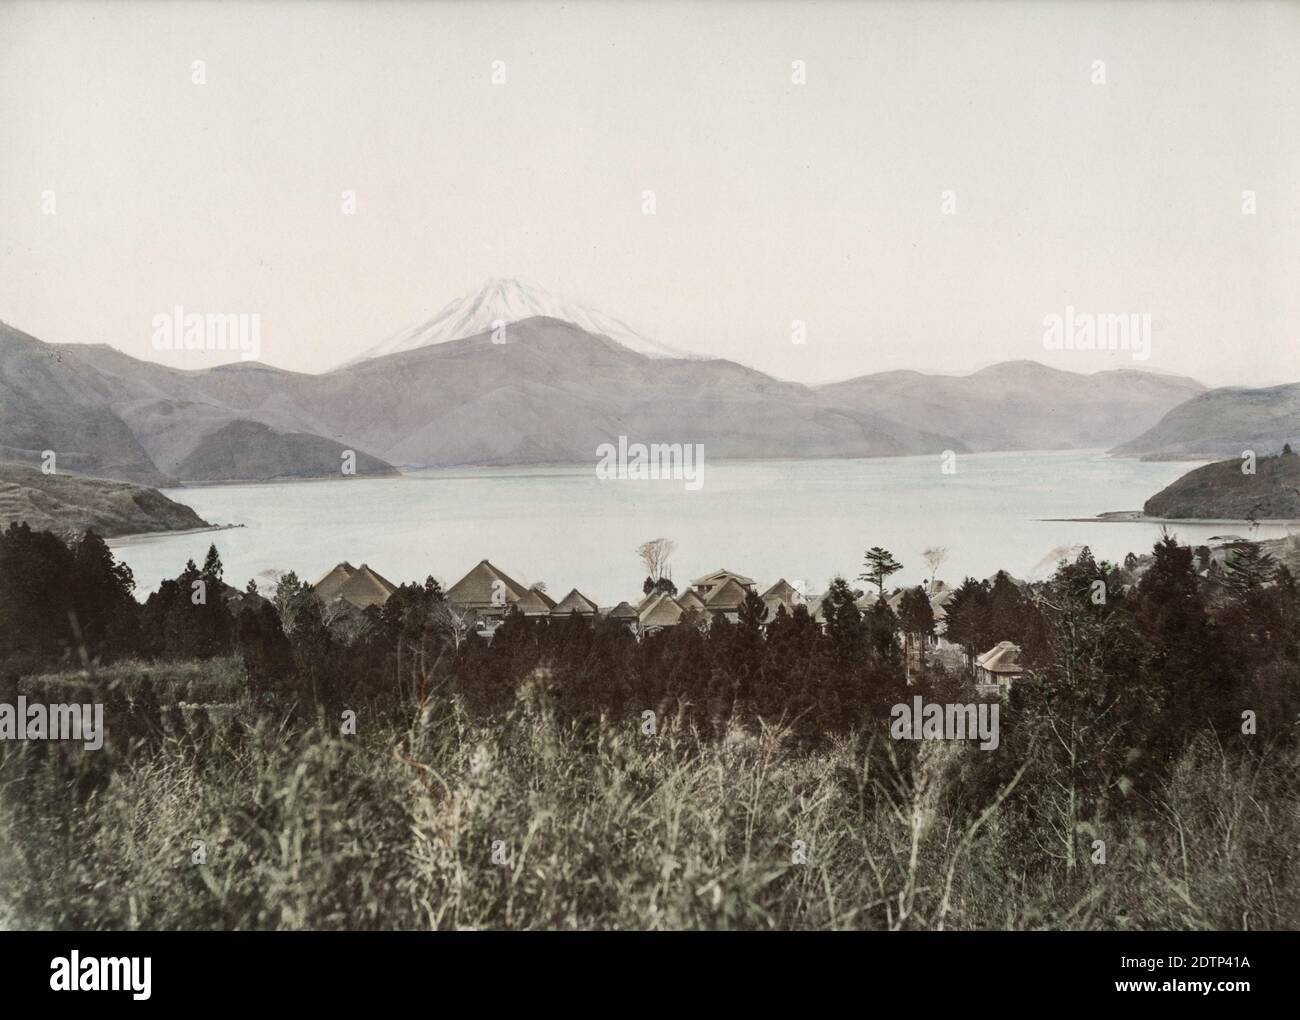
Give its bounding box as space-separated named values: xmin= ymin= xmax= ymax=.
xmin=1144 ymin=449 xmax=1300 ymax=520
xmin=0 ymin=462 xmax=210 ymax=539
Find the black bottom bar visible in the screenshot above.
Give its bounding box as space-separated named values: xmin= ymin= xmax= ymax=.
xmin=0 ymin=930 xmax=1288 ymax=1006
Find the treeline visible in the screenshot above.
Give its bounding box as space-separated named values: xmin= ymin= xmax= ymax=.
xmin=3 ymin=521 xmax=1300 ymax=882
xmin=3 ymin=522 xmax=1298 ymax=773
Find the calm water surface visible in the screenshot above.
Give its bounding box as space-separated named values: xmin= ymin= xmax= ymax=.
xmin=107 ymin=451 xmax=1292 ymax=604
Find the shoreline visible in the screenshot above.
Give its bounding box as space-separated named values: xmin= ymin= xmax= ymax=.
xmin=172 ymin=473 xmax=400 ymax=489
xmin=167 ymin=448 xmax=1153 ymax=489
xmin=106 ymin=522 xmax=244 ymax=545
xmin=1045 ymin=510 xmax=1300 ymax=527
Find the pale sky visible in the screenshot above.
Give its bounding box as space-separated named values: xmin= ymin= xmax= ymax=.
xmin=2 ymin=0 xmax=1297 ymax=387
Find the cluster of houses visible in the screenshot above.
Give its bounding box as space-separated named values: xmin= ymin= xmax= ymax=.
xmin=438 ymin=561 xmax=791 ymax=633
xmin=308 ymin=559 xmax=1026 ymax=695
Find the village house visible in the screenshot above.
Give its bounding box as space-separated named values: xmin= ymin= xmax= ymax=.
xmin=618 ymin=568 xmax=763 ymax=634
xmin=443 ymin=559 xmax=535 ymax=636
xmin=445 ymin=559 xmax=531 ymax=616
xmin=689 ymin=568 xmax=757 ymax=622
xmin=760 ymin=578 xmax=803 ymax=623
xmin=975 ymin=641 xmax=1026 ymax=697
xmin=690 ymin=568 xmax=753 ymax=598
xmin=854 ymin=590 xmax=881 ymax=612
xmin=605 ymin=601 xmax=640 ymax=633
xmin=431 ymin=559 xmax=971 ymax=647
xmin=636 ymin=590 xmax=686 ymax=633
xmin=551 ymin=588 xmax=600 ymax=618
xmin=675 ymin=588 xmax=707 ymax=613
xmin=313 ymin=562 xmax=398 ymax=609
xmin=513 ymin=585 xmax=558 ymax=618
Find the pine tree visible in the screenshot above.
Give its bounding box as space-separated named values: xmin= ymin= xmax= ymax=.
xmin=201 ymin=544 xmax=224 ymax=583
xmin=1224 ymin=541 xmax=1278 ymax=599
xmin=898 ymin=586 xmax=935 ymax=674
xmin=944 ymin=577 xmax=991 ymax=662
xmin=859 ymin=547 xmax=903 ymax=595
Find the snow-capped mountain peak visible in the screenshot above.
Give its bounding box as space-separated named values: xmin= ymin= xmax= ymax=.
xmin=346 ymin=277 xmax=689 ymax=365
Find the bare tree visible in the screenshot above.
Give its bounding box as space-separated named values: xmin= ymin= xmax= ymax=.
xmin=922 ymin=546 xmax=948 ymax=589
xmin=636 ymin=537 xmax=676 ymax=581
xmin=428 ymin=599 xmax=473 ymax=654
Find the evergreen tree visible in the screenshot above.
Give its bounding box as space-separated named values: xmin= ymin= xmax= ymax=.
xmin=859 ymin=547 xmax=903 ymax=595
xmin=1224 ymin=541 xmax=1277 ymax=599
xmin=944 ymin=577 xmax=991 ymax=662
xmin=897 ymin=586 xmax=935 ymax=673
xmin=201 ymin=544 xmax=224 ymax=583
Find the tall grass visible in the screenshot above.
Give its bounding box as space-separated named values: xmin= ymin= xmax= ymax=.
xmin=2 ymin=667 xmax=1296 ymax=930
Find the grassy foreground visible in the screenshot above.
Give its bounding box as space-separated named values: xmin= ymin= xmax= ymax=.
xmin=2 ymin=666 xmax=1297 ymax=931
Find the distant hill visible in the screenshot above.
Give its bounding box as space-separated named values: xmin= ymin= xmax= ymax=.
xmin=0 ymin=321 xmax=395 ymax=483
xmin=817 ymin=360 xmax=1204 ymax=452
xmin=326 ymin=316 xmax=966 ymax=465
xmin=0 ymin=462 xmax=210 ymax=539
xmin=11 ymin=316 xmax=968 ymax=474
xmin=0 ymin=323 xmax=167 ymax=483
xmin=3 ymin=314 xmax=1217 ymax=478
xmin=174 ymin=420 xmax=398 ymax=482
xmin=1143 ymin=451 xmax=1300 ymax=520
xmin=1111 ymin=382 xmax=1300 ymax=460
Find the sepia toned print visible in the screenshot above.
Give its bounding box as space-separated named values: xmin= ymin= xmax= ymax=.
xmin=0 ymin=1 xmax=1297 ymax=952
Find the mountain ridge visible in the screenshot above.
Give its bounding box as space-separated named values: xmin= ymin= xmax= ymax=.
xmin=0 ymin=310 xmax=1235 ymax=483
xmin=817 ymin=359 xmax=1205 ymax=453
xmin=1111 ymin=382 xmax=1300 ymax=460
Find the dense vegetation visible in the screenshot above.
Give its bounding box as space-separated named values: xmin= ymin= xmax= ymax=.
xmin=1 ymin=521 xmax=1298 ymax=929
xmin=0 ymin=462 xmax=209 ymax=540
xmin=1144 ymin=447 xmax=1300 ymax=520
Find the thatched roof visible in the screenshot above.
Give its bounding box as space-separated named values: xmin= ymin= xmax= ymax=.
xmin=446 ymin=559 xmax=530 ymax=609
xmin=703 ymin=576 xmax=750 ymax=610
xmin=606 ymin=600 xmax=639 ymax=621
xmin=352 ymin=565 xmax=397 ymax=606
xmin=691 ymin=567 xmax=755 ymax=589
xmin=514 ymin=586 xmax=557 ymax=616
xmin=675 ymin=589 xmax=707 ymax=611
xmin=550 ymin=588 xmax=599 ymax=616
xmin=638 ymin=592 xmax=683 ymax=629
xmin=761 ymin=578 xmax=799 ymax=604
xmin=976 ymin=641 xmax=1025 ymax=675
xmin=313 ymin=562 xmax=357 ymax=601
xmin=313 ymin=561 xmax=396 ymax=608
xmin=762 ymin=596 xmax=793 ymax=624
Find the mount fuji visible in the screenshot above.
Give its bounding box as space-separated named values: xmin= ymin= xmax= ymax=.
xmin=344 ymin=277 xmax=693 ymax=366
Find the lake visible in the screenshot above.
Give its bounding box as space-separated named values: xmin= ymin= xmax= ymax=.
xmin=107 ymin=451 xmax=1294 ymax=604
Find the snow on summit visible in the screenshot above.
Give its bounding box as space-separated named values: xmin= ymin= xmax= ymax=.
xmin=346 ymin=278 xmax=691 ymax=365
